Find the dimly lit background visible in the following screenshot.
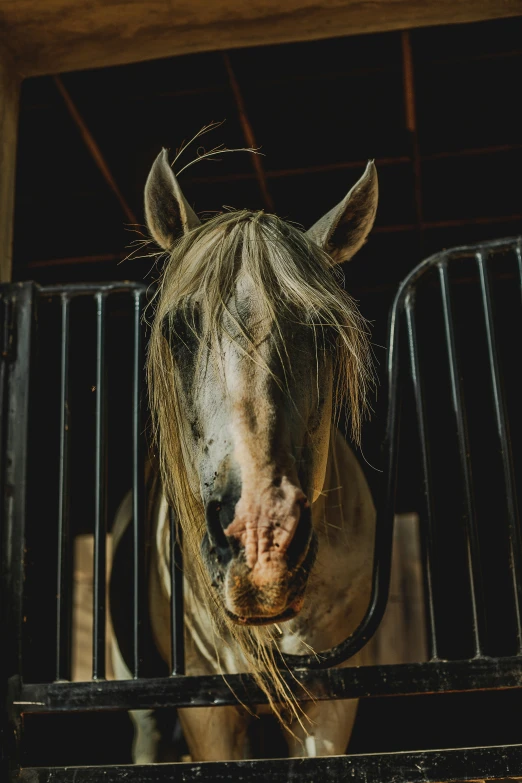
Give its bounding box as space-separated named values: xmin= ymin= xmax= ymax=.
xmin=13 ymin=12 xmax=522 ymax=475
xmin=16 ymin=14 xmax=522 ymax=767
xmin=13 ymin=17 xmax=522 ymax=286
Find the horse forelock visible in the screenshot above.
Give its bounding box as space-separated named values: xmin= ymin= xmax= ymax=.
xmin=151 ymin=208 xmax=372 ymax=433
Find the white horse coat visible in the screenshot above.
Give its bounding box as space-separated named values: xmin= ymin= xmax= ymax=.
xmin=111 ymin=150 xmax=385 ymax=761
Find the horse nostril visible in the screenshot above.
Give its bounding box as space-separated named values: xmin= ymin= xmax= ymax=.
xmin=206 ymin=500 xmax=228 ymax=549
xmin=206 ymin=498 xmax=241 ymax=565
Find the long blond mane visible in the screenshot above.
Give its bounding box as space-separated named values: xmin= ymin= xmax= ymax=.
xmin=147 ymin=210 xmax=373 ymax=726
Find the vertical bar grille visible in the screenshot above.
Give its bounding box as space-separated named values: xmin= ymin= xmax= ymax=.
xmin=6 ymin=238 xmax=522 ymax=693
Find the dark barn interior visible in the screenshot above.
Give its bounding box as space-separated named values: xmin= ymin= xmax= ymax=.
xmin=10 ymin=13 xmax=522 ymax=768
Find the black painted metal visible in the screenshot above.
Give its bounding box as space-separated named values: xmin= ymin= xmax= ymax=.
xmin=439 ymin=261 xmax=485 ymax=657
xmin=16 ymin=743 xmax=522 ymax=783
xmin=56 ymin=293 xmax=71 ymax=682
xmin=1 ymin=284 xmax=34 ymax=681
xmin=476 ymin=251 xmax=522 ymax=653
xmin=131 ymin=289 xmax=146 ymax=679
xmin=405 ymin=294 xmax=438 ymax=660
xmin=13 ymin=655 xmax=522 ymax=713
xmin=93 ymin=292 xmax=108 ymax=680
xmin=170 ymin=508 xmax=185 ymax=676
xmin=2 ymin=237 xmax=522 ymax=781
xmin=0 ymin=284 xmax=34 ymax=780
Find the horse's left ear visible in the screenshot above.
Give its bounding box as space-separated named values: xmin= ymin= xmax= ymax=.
xmin=305 ymin=161 xmax=378 ymax=264
xmin=145 ymin=148 xmax=201 ymax=251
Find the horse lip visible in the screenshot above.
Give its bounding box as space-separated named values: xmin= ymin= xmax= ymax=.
xmin=225 ymin=603 xmax=300 ymax=626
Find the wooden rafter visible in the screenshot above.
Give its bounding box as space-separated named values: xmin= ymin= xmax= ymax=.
xmin=53 ymin=76 xmax=138 ymax=226
xmin=401 ymin=30 xmax=423 ymax=244
xmin=222 ymin=52 xmax=274 ymax=213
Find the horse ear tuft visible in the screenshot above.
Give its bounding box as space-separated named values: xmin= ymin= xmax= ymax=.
xmin=144 ymin=149 xmax=201 ymax=251
xmin=306 ymin=161 xmax=378 ymax=264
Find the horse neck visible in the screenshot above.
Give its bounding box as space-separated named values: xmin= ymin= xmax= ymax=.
xmin=312 ymin=426 xmax=374 ymax=544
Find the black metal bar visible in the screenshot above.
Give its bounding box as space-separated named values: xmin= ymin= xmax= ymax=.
xmin=55 ymin=294 xmax=71 ymax=681
xmin=17 ymin=742 xmax=522 ymax=783
xmin=438 ymin=262 xmax=485 ymax=657
xmin=405 ymin=294 xmax=438 ymax=660
xmin=1 ymin=284 xmax=34 ymax=680
xmin=0 ymin=285 xmax=34 ymax=782
xmin=39 ymin=282 xmax=147 ymax=297
xmin=131 ymin=291 xmax=145 ymax=679
xmin=477 ymin=250 xmax=522 ymax=652
xmin=170 ymin=507 xmax=185 ymax=676
xmin=0 ymin=291 xmax=10 ymax=535
xmin=93 ymin=293 xmax=108 ymax=680
xmin=14 ymin=654 xmax=522 ymax=714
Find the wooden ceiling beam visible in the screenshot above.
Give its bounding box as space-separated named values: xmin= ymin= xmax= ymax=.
xmin=1 ymin=0 xmax=521 ymax=77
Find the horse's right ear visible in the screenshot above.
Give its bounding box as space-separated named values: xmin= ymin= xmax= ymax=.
xmin=144 ymin=149 xmax=201 ymax=251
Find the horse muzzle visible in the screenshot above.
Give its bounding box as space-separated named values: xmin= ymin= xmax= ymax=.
xmin=222 ymin=505 xmax=316 ymax=625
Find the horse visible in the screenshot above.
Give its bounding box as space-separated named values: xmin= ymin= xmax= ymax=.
xmin=110 ymin=148 xmax=380 ymax=762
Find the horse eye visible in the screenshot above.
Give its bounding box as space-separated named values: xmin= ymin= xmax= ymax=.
xmin=163 ymin=303 xmax=201 ymax=354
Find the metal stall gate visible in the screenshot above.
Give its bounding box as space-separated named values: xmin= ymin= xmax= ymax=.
xmin=2 ymin=236 xmax=522 ymax=781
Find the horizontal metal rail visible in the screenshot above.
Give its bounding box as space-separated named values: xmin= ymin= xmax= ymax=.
xmin=14 ymin=656 xmax=522 ymax=714
xmin=38 ymin=282 xmax=148 ymax=297
xmin=18 ymin=742 xmax=522 ymax=782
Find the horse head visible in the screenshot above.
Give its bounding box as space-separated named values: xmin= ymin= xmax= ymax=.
xmin=146 ymin=150 xmax=377 ymax=626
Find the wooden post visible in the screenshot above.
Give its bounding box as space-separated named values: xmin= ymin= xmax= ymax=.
xmin=0 ymin=45 xmax=21 ymax=283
